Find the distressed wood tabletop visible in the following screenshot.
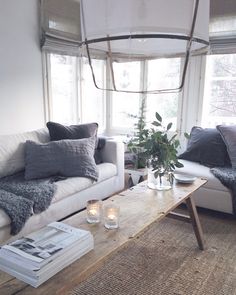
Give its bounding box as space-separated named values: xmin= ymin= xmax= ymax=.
xmin=0 ymin=178 xmax=207 ymax=295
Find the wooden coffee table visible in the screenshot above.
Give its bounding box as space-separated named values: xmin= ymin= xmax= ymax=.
xmin=0 ymin=178 xmax=207 ymax=295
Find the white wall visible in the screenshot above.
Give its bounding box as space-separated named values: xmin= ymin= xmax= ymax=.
xmin=0 ymin=0 xmax=45 ymax=135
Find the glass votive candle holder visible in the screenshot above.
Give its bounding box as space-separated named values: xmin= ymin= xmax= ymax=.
xmin=104 ymin=204 xmax=120 ymax=229
xmin=86 ymin=200 xmax=102 ymax=224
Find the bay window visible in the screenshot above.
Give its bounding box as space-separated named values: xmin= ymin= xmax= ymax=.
xmin=42 ymin=0 xmax=236 ymax=138
xmin=45 ymin=54 xmax=183 ymax=135
xmin=41 ymin=0 xmax=184 ymax=136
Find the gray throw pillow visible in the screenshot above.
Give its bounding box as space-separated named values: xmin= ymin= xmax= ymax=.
xmin=46 ymin=121 xmax=104 ymax=164
xmin=179 ymin=126 xmax=231 ymax=167
xmin=217 ymin=125 xmax=236 ymax=168
xmin=46 ymin=121 xmax=98 ymax=142
xmin=24 ymin=137 xmax=98 ymax=181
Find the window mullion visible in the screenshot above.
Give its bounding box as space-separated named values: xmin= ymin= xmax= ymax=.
xmin=44 ymin=53 xmax=53 ymax=122
xmin=180 ymin=56 xmax=204 ymax=134
xmin=76 ymin=57 xmax=82 ymax=123
xmin=196 ymin=55 xmax=207 ymax=127
xmin=140 ymin=60 xmax=148 ymax=121
xmin=106 ymin=58 xmax=112 ymax=135
xmin=177 ymin=57 xmax=186 ymax=135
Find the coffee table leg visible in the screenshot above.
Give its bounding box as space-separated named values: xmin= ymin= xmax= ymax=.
xmin=186 ymin=196 xmax=205 ymax=250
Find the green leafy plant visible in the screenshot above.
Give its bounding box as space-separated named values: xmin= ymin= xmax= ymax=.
xmin=133 ymin=112 xmax=184 ymax=175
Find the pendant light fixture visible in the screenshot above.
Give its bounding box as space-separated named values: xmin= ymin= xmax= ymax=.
xmin=80 ymin=0 xmax=209 ymax=94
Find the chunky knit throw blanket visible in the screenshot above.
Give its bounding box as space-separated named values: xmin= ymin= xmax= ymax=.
xmin=0 ymin=172 xmax=56 ymax=235
xmin=210 ymin=167 xmax=236 ymax=215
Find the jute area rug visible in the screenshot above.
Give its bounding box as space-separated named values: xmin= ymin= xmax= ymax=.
xmin=70 ymin=209 xmax=236 ymax=295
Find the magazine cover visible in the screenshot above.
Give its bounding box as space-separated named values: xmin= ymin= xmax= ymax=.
xmin=1 ymin=222 xmax=91 ymax=263
xmin=0 ymin=223 xmax=94 ymax=287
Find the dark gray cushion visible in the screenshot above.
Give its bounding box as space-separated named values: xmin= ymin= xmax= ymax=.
xmin=179 ymin=126 xmax=231 ymax=167
xmin=24 ymin=137 xmax=98 ymax=181
xmin=217 ymin=125 xmax=236 ymax=168
xmin=46 ymin=121 xmax=104 ymax=164
xmin=46 ymin=121 xmax=98 ymax=141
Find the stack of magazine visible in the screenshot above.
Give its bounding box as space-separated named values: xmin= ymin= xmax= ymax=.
xmin=0 ymin=222 xmax=94 ymax=288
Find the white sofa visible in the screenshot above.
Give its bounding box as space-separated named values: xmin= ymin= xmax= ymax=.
xmin=176 ymin=159 xmax=233 ymax=214
xmin=0 ymin=129 xmax=124 ymax=243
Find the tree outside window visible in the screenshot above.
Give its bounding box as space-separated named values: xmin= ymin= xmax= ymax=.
xmin=202 ymin=54 xmax=236 ymax=127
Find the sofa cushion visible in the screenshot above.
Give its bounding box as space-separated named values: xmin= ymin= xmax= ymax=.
xmin=179 ymin=126 xmax=230 ymax=167
xmin=217 ymin=125 xmax=236 ymax=168
xmin=52 ymin=162 xmax=117 ymax=203
xmin=0 ymin=129 xmax=49 ymax=178
xmin=0 ymin=162 xmax=117 ymax=229
xmin=24 ymin=137 xmax=98 ymax=181
xmin=46 ymin=121 xmax=98 ymax=142
xmin=176 ymin=159 xmax=230 ymax=192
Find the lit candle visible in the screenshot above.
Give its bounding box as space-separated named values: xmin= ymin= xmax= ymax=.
xmin=104 ymin=205 xmax=120 ymax=229
xmin=86 ymin=200 xmax=102 ymax=224
xmin=89 ymin=209 xmax=97 ymax=216
xmin=108 ymin=214 xmax=116 ymax=220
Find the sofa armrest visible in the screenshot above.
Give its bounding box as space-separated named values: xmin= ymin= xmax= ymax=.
xmin=101 ymin=139 xmax=124 ymax=165
xmin=101 ymin=139 xmax=124 ymax=184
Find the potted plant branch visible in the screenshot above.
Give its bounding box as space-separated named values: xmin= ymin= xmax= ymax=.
xmin=130 ymin=111 xmax=183 ymax=190
xmin=127 ymin=98 xmax=148 ymax=169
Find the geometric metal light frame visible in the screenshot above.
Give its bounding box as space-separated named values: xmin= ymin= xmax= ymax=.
xmin=80 ymin=0 xmax=209 ymax=94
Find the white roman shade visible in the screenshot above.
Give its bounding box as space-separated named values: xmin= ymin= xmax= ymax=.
xmin=210 ymin=0 xmax=236 ymax=54
xmin=41 ymin=0 xmax=82 ymax=56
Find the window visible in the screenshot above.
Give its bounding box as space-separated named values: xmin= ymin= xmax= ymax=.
xmin=49 ymin=54 xmax=77 ymax=125
xmin=146 ymin=58 xmax=181 ymax=130
xmin=80 ymin=58 xmax=106 ymax=129
xmin=42 ymin=0 xmax=236 ymax=137
xmin=111 ymin=61 xmax=141 ymax=130
xmin=47 ymin=53 xmax=106 ymax=131
xmin=202 ymin=54 xmax=236 ymax=127
xmin=109 ymin=58 xmax=182 ymax=133
xmin=46 ymin=53 xmax=183 ymax=135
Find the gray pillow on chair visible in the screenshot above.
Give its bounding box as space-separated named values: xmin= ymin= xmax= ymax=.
xmin=24 ymin=137 xmax=98 ymax=181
